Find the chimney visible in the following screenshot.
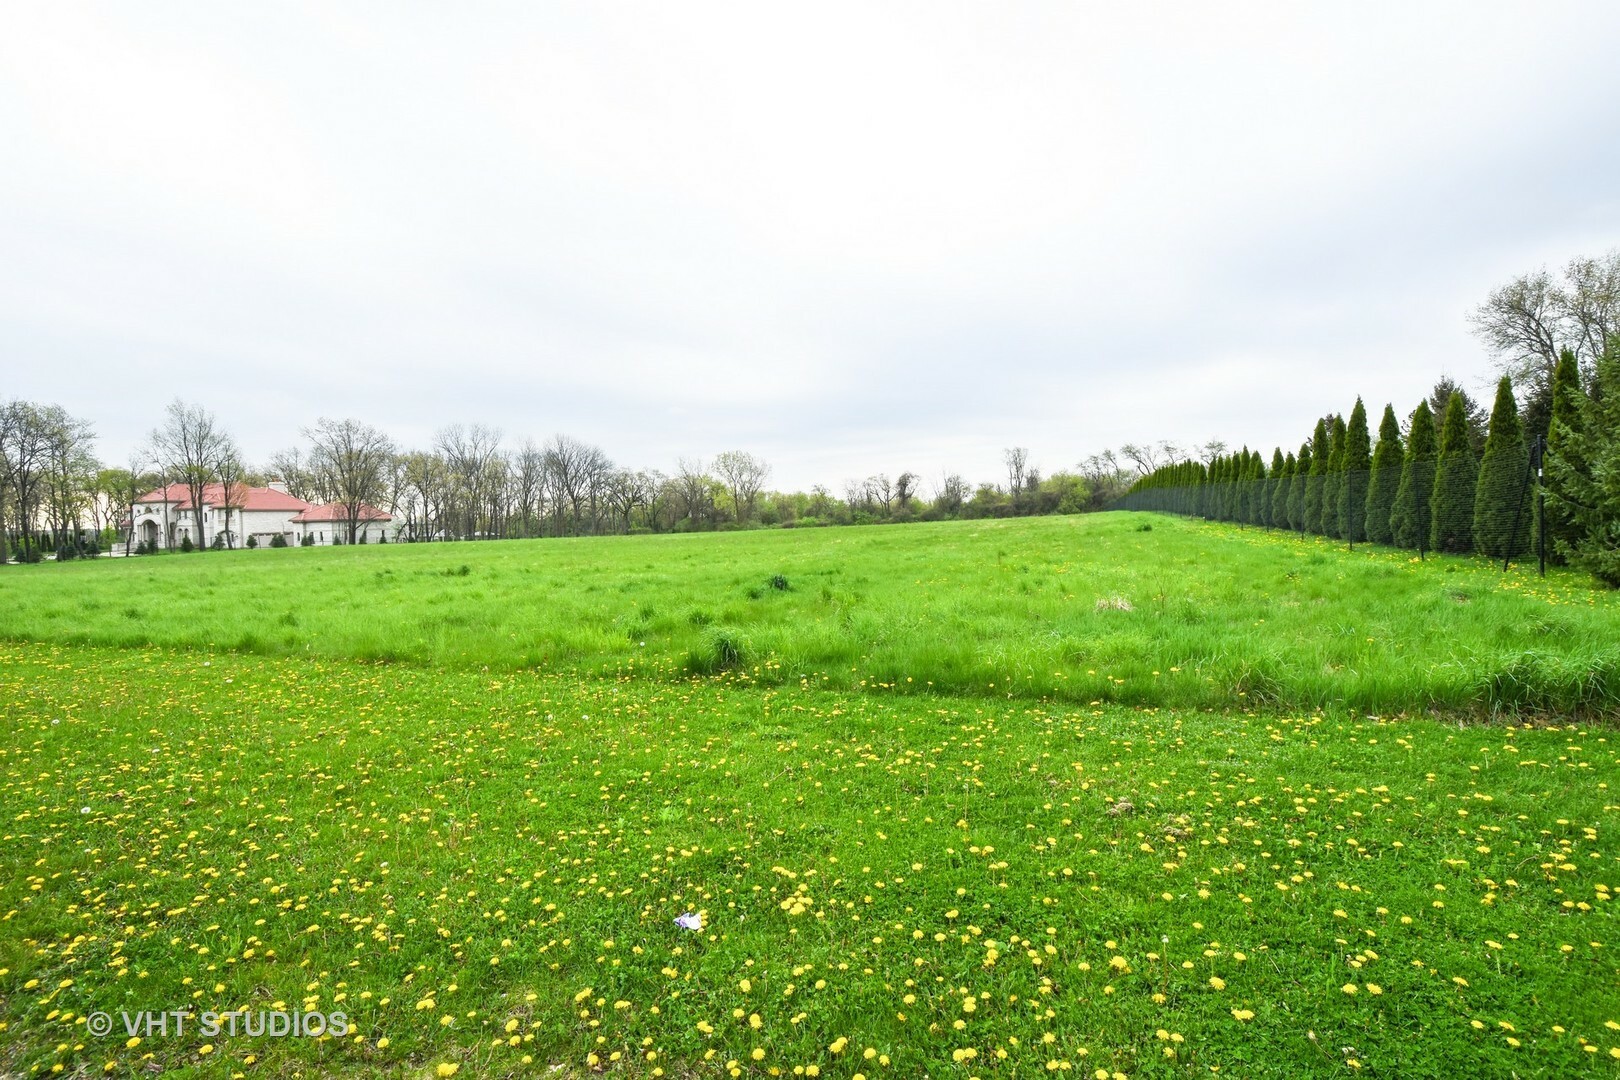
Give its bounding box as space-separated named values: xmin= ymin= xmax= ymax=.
xmin=268 ymin=480 xmax=289 ymax=494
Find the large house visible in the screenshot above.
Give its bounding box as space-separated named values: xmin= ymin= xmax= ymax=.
xmin=288 ymin=502 xmax=394 ymax=545
xmin=132 ymin=482 xmax=395 ymax=549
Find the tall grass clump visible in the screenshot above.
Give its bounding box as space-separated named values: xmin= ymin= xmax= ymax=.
xmin=688 ymin=624 xmax=749 ymax=674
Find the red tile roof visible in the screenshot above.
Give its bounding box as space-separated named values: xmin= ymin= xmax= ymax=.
xmin=136 ymin=483 xmax=314 ymax=513
xmin=289 ymin=502 xmax=392 ymax=523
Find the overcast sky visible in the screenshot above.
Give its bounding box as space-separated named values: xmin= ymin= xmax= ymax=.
xmin=4 ymin=3 xmax=1619 ymax=492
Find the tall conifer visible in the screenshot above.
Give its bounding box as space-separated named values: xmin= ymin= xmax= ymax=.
xmin=1323 ymin=415 xmax=1347 ymax=539
xmin=1339 ymin=399 xmax=1372 ymax=543
xmin=1558 ymin=336 xmax=1620 ymax=585
xmin=1265 ymin=449 xmax=1285 ymax=527
xmin=1541 ymin=349 xmax=1587 ymax=564
xmin=1289 ymin=442 xmax=1312 ymax=532
xmin=1430 ymin=392 xmax=1480 ymax=554
xmin=1364 ymin=404 xmax=1403 ymax=545
xmin=1303 ymin=419 xmax=1329 ymax=534
xmin=1278 ymin=452 xmax=1297 ymax=529
xmin=1391 ymin=400 xmax=1436 ymax=552
xmin=1473 ymin=376 xmax=1530 ymax=558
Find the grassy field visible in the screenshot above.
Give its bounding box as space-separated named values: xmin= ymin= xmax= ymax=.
xmin=1 ymin=513 xmax=1619 ymax=716
xmin=1 ymin=514 xmax=1618 ymax=1078
xmin=2 ymin=643 xmax=1617 ymax=1078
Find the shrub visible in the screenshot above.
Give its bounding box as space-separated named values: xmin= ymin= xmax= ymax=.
xmin=270 ymin=534 xmax=288 ymax=548
xmin=180 ymin=535 xmax=195 ymax=553
xmin=300 ymin=534 xmax=315 ymax=547
xmin=247 ymin=535 xmax=259 ymax=549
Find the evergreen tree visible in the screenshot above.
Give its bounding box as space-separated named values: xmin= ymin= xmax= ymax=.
xmin=1559 ymin=336 xmax=1620 ymax=585
xmin=1339 ymin=398 xmax=1372 ymax=543
xmin=1222 ymin=455 xmax=1240 ymax=522
xmin=1391 ymin=399 xmax=1436 ymax=552
xmin=1473 ymin=375 xmax=1530 ymax=558
xmin=1303 ymin=419 xmax=1329 ymax=534
xmin=1541 ymin=349 xmax=1587 ymax=565
xmin=1289 ymin=442 xmax=1311 ymax=532
xmin=1364 ymin=404 xmax=1403 ymax=545
xmin=1430 ymin=392 xmax=1480 ymax=554
xmin=1265 ymin=449 xmax=1285 ymax=527
xmin=1323 ymin=415 xmax=1347 ymax=539
xmin=1429 ymin=376 xmax=1488 ymax=454
xmin=1278 ymin=452 xmax=1297 ymax=529
xmin=1241 ymin=449 xmax=1263 ymax=524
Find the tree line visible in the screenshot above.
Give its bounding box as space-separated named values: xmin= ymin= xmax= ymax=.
xmin=1119 ymin=248 xmax=1620 ymax=586
xmin=2 ymin=401 xmax=1141 ymax=560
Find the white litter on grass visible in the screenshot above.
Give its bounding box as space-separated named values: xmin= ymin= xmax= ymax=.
xmin=674 ymin=912 xmax=703 ymax=931
xmin=80 ymin=806 xmax=92 ymax=814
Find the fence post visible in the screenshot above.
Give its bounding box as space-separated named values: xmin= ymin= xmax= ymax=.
xmin=1535 ymin=434 xmax=1546 ymax=578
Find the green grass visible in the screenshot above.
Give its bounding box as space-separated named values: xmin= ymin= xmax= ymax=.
xmin=1 ymin=514 xmax=1618 ymax=1077
xmin=2 ymin=513 xmax=1618 ymax=716
xmin=1 ymin=642 xmax=1616 ymax=1078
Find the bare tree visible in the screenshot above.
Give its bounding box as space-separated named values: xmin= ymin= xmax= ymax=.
xmin=1078 ymin=450 xmax=1131 ymax=509
xmin=604 ymin=468 xmax=662 ymax=533
xmin=895 ymin=471 xmax=920 ymax=511
xmin=642 ymin=469 xmax=671 ymax=531
xmin=1471 ymin=250 xmax=1620 ymax=391
xmin=305 ymin=418 xmax=397 ymax=545
xmin=712 ymin=450 xmax=770 ymax=524
xmin=1560 ymin=251 xmax=1620 ymax=367
xmin=866 ymin=473 xmax=894 ymax=515
xmin=671 ymin=457 xmax=713 ymax=529
xmin=1469 ymin=269 xmax=1563 ymax=395
xmin=0 ymin=405 xmax=11 ymax=563
xmin=1004 ymin=447 xmax=1028 ymax=512
xmin=118 ymin=455 xmax=155 ymax=555
xmin=215 ymin=449 xmax=247 ymax=548
xmin=1119 ymin=440 xmax=1182 ymax=475
xmin=268 ymin=446 xmax=321 ymax=502
xmin=513 ymin=440 xmax=547 ymax=538
xmin=842 ymin=478 xmax=868 ymax=514
xmin=148 ymin=399 xmax=235 ymax=551
xmin=2 ymin=401 xmax=60 ymax=562
xmin=436 ymin=424 xmax=503 ymax=539
xmin=39 ymin=406 xmax=96 ymax=553
xmin=933 ymin=473 xmax=967 ymax=515
xmin=543 ymin=434 xmax=612 ymax=535
xmin=399 ymin=450 xmax=448 ymax=541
